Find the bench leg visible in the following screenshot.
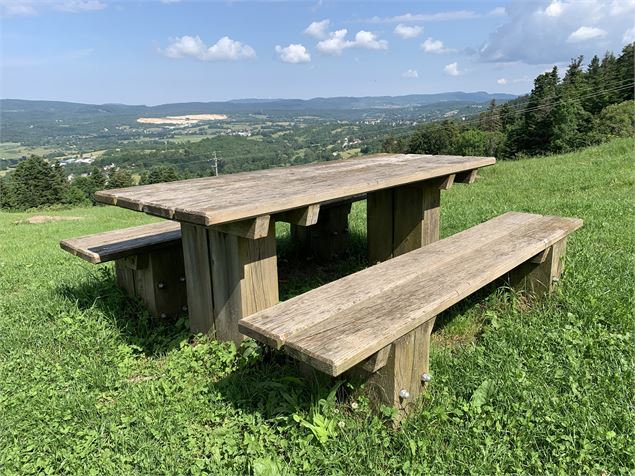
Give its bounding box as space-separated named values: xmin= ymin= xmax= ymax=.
xmin=350 ymin=318 xmax=436 ymax=421
xmin=114 ymin=243 xmax=187 ymax=319
xmin=181 ymin=222 xmax=279 ymax=344
xmin=367 ymin=185 xmax=440 ymax=264
xmin=509 ymin=238 xmax=567 ymax=296
xmin=290 ymin=203 xmax=352 ymax=260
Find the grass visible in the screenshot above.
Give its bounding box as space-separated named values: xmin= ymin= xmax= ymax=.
xmin=0 ymin=138 xmax=633 ymax=474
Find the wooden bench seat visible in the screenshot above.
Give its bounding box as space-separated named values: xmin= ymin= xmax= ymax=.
xmin=239 ymin=212 xmax=583 ymax=415
xmin=60 ymin=221 xmax=187 ymax=319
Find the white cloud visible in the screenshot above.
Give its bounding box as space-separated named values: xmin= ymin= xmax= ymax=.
xmin=623 ymin=25 xmax=635 ymax=43
xmin=567 ymin=26 xmax=608 ymax=42
xmin=489 ymin=6 xmax=507 ymax=16
xmin=304 ymin=19 xmax=330 ymax=39
xmin=163 ymin=35 xmax=256 ymax=61
xmin=444 ymin=62 xmax=461 ymax=76
xmin=479 ymin=1 xmax=632 ymax=64
xmin=420 ymin=37 xmax=454 ymax=53
xmin=402 ymin=69 xmax=418 ymax=78
xmin=497 ymin=78 xmax=508 ymax=85
xmin=394 ymin=24 xmax=423 ymax=39
xmin=544 ymin=1 xmax=565 ymax=17
xmin=275 ymin=44 xmax=311 ymax=63
xmin=316 ymin=29 xmax=387 ymax=55
xmin=362 ymin=10 xmax=479 ymax=23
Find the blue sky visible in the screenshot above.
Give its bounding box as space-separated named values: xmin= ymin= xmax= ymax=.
xmin=1 ymin=0 xmax=634 ymax=105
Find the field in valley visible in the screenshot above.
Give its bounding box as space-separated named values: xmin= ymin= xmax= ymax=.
xmin=0 ymin=139 xmax=633 ymax=474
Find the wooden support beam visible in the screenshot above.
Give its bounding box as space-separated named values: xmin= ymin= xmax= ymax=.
xmin=182 ymin=221 xmax=279 ymax=342
xmin=275 ymin=204 xmax=320 ymax=226
xmin=530 ymin=248 xmax=550 ymax=264
xmin=210 ymin=215 xmax=270 ymax=239
xmin=360 ymin=345 xmax=391 ymax=373
xmin=349 ymin=318 xmax=436 ymax=422
xmin=368 ymin=184 xmax=440 ymax=264
xmin=413 ymin=174 xmax=455 ymax=190
xmin=455 ymin=169 xmax=478 ymax=184
xmin=290 ymin=202 xmax=351 ymax=261
xmin=509 ymin=238 xmax=567 ymax=296
xmin=115 ymin=243 xmax=187 ymax=319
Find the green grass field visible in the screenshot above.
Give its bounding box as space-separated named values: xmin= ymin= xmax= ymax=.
xmin=0 ymin=139 xmax=633 ymax=474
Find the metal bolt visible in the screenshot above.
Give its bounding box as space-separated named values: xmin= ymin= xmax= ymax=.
xmin=182 ymin=305 xmax=188 ymax=312
xmin=160 ymin=313 xmax=167 ymax=318
xmin=421 ymin=373 xmax=432 ymax=383
xmin=552 ymin=276 xmax=560 ymax=283
xmin=157 ymin=282 xmax=165 ymax=289
xmin=179 ymin=276 xmax=186 ymax=283
xmin=399 ymin=389 xmax=410 ymax=399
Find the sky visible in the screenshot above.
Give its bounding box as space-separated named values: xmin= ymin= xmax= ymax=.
xmin=1 ymin=0 xmax=634 ymax=105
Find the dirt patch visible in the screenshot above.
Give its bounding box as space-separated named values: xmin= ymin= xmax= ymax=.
xmin=137 ymin=114 xmax=227 ymax=125
xmin=16 ymin=215 xmax=84 ymax=225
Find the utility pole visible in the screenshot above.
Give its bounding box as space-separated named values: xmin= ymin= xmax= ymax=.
xmin=212 ymin=151 xmax=219 ymax=176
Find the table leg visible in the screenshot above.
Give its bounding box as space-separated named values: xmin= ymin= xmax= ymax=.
xmin=290 ymin=203 xmax=352 ymax=260
xmin=367 ymin=185 xmax=440 ymax=264
xmin=181 ymin=221 xmax=279 ymax=344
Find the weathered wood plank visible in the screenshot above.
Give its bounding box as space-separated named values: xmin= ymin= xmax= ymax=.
xmin=181 ymin=223 xmax=215 ymax=334
xmin=239 ymin=212 xmax=545 ymax=349
xmin=60 ymin=221 xmax=181 ymax=264
xmin=275 ymin=204 xmax=320 ymax=226
xmin=368 ymin=184 xmax=441 ymax=263
xmin=367 ymin=188 xmax=394 ymax=264
xmin=455 ymin=169 xmax=478 ymax=184
xmin=510 ymin=238 xmax=568 ymax=296
xmin=208 ymin=221 xmax=279 ymax=344
xmin=94 ymin=154 xmax=495 ymax=226
xmin=240 ymin=213 xmax=583 ymax=376
xmin=210 ymin=215 xmax=271 ymax=239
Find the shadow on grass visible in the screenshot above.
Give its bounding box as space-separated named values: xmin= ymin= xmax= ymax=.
xmin=277 ymin=228 xmax=368 ymax=301
xmin=57 ymin=266 xmax=189 ymax=356
xmin=215 ymin=346 xmax=349 ymax=419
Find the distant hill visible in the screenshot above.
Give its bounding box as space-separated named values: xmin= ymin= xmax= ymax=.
xmin=1 ymin=91 xmax=516 ymax=117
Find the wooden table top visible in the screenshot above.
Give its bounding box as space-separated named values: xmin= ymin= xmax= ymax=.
xmin=95 ymin=154 xmax=495 ymax=226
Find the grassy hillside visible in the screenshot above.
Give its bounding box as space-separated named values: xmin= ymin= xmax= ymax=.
xmin=0 ymin=139 xmax=633 ymax=474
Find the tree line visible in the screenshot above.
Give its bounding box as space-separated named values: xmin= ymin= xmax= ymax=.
xmin=384 ymin=44 xmax=634 ymax=158
xmin=0 ymin=159 xmax=183 ymax=210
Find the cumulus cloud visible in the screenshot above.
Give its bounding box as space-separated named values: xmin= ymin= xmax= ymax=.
xmin=479 ymin=0 xmax=634 ymax=64
xmin=1 ymin=0 xmax=105 ymax=16
xmin=163 ymin=35 xmax=256 ymax=61
xmin=567 ymin=26 xmax=608 ymax=42
xmin=275 ymin=44 xmax=311 ymax=63
xmin=402 ymin=69 xmax=418 ymax=78
xmin=497 ymin=78 xmax=508 ymax=85
xmin=420 ymin=37 xmax=454 ymax=53
xmin=623 ymin=25 xmax=635 ymax=43
xmin=316 ymin=29 xmax=388 ymax=55
xmin=394 ymin=24 xmax=423 ymax=39
xmin=444 ymin=62 xmax=461 ymax=76
xmin=304 ymin=19 xmax=330 ymax=39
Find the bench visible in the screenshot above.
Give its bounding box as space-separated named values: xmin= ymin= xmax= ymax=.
xmin=239 ymin=212 xmax=583 ymax=417
xmin=60 ymin=221 xmax=187 ymax=319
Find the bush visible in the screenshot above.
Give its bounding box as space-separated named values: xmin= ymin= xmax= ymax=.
xmin=591 ymin=101 xmax=635 ymax=143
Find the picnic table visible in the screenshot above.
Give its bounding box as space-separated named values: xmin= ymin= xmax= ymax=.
xmin=95 ymin=153 xmax=495 ymax=343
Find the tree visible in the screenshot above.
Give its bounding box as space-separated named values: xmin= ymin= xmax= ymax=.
xmin=140 ymin=165 xmax=180 ymax=185
xmin=406 ymin=120 xmax=460 ymax=155
xmin=479 ymin=99 xmax=501 ymax=132
xmin=106 ymin=169 xmax=135 ymax=189
xmin=10 ymin=156 xmax=66 ymax=209
xmin=584 ymin=55 xmax=605 ymax=115
xmin=0 ymin=175 xmax=16 ymax=209
xmin=519 ymin=66 xmax=560 ymax=155
xmin=454 ymin=129 xmax=505 ymax=157
xmin=591 ymin=100 xmax=635 ymax=142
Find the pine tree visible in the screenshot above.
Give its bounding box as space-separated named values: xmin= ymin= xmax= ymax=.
xmin=11 ymin=156 xmax=66 ymax=209
xmin=106 ymin=169 xmax=135 ymax=189
xmin=616 ymin=43 xmax=634 ymax=102
xmin=584 ymin=55 xmax=605 ymax=114
xmin=521 ymin=66 xmax=560 ymax=155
